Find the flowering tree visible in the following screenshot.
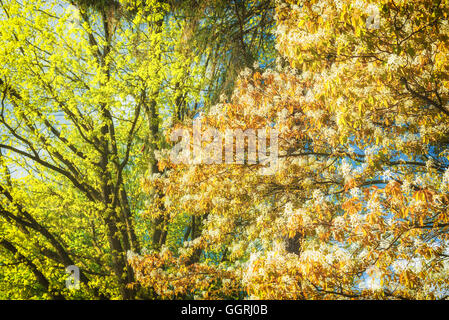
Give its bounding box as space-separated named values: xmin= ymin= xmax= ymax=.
xmin=131 ymin=0 xmax=449 ymax=299
xmin=0 ymin=0 xmax=275 ymax=299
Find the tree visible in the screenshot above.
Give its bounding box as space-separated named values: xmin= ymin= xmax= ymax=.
xmin=131 ymin=0 xmax=449 ymax=299
xmin=0 ymin=0 xmax=204 ymax=299
xmin=0 ymin=0 xmax=276 ymax=299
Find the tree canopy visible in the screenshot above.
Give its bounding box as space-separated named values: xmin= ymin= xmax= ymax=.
xmin=1 ymin=0 xmax=449 ymax=300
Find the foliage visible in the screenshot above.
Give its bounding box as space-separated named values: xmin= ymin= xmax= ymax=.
xmin=2 ymin=0 xmax=449 ymax=300
xmin=0 ymin=0 xmax=274 ymax=299
xmin=133 ymin=0 xmax=449 ymax=300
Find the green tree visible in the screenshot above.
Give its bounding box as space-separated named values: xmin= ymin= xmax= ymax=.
xmin=0 ymin=0 xmax=189 ymax=299
xmin=0 ymin=0 xmax=275 ymax=299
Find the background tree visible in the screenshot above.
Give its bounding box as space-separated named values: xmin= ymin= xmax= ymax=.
xmin=0 ymin=0 xmax=275 ymax=299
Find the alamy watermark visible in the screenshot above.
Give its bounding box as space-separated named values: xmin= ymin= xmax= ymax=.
xmin=170 ymin=117 xmax=279 ymax=175
xmin=366 ymin=5 xmax=380 ymax=30
xmin=65 ymin=265 xmax=80 ymax=290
